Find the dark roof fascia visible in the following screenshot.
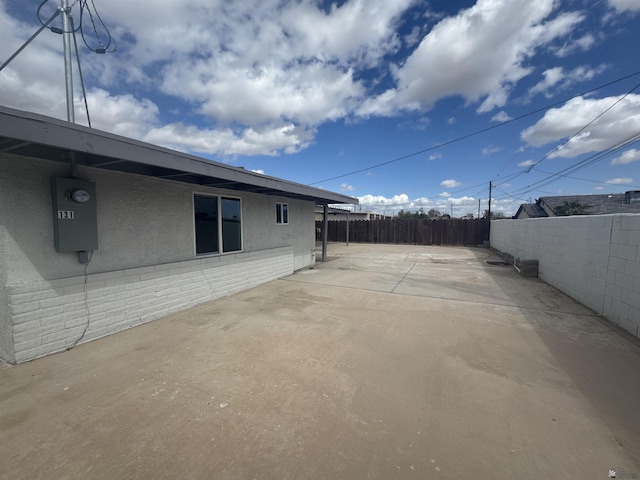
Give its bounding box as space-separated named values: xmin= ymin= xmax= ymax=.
xmin=0 ymin=106 xmax=358 ymax=205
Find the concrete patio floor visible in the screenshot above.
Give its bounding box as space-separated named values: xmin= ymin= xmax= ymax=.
xmin=1 ymin=243 xmax=639 ymax=480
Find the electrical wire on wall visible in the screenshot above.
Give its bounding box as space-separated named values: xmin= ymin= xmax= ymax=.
xmin=66 ymin=250 xmax=93 ymax=351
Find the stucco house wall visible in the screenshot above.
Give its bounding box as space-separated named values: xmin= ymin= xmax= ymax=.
xmin=490 ymin=215 xmax=640 ymax=339
xmin=0 ymin=155 xmax=315 ymax=363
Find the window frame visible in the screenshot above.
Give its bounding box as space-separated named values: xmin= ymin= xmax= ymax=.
xmin=193 ymin=193 xmax=243 ymax=256
xmin=276 ymin=202 xmax=289 ymax=225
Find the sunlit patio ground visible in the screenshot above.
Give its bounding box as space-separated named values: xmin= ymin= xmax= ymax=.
xmin=1 ymin=243 xmax=639 ymax=479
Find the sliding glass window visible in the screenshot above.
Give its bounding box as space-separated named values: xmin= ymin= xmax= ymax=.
xmin=194 ymin=195 xmax=242 ymax=255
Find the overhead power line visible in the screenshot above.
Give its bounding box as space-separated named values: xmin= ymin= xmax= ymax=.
xmin=493 ymin=77 xmax=640 ymax=200
xmin=309 ymin=70 xmax=640 ymax=186
xmin=494 ymin=130 xmax=640 ymax=200
xmin=532 ymin=169 xmax=640 ymax=189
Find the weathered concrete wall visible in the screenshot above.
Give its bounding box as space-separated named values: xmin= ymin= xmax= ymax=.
xmin=0 ymin=154 xmax=315 ymax=363
xmin=491 ymin=215 xmax=640 ymax=338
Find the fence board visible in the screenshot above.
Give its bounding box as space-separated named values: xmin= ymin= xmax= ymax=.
xmin=316 ymin=218 xmax=490 ymax=246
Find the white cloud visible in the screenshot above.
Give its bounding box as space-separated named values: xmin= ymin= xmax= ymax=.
xmin=358 ymin=193 xmax=411 ymax=208
xmin=85 ymin=89 xmax=160 ymax=139
xmin=397 ymin=116 xmax=430 ymax=131
xmin=482 ymin=146 xmax=503 ymax=156
xmin=440 ymin=179 xmax=461 ymax=188
xmin=605 ymin=177 xmax=633 ymax=185
xmin=518 ymin=159 xmax=535 ymax=167
xmin=528 ymin=67 xmax=564 ymax=97
xmin=144 ymin=122 xmax=315 ymax=156
xmin=341 ymin=183 xmax=355 ymax=191
xmin=404 ymin=26 xmax=422 ymax=47
xmin=553 ymin=34 xmax=596 ymax=57
xmin=358 ymin=0 xmax=584 ymax=116
xmin=439 ymin=192 xmax=451 ymax=197
xmin=528 ymin=65 xmax=605 ymax=98
xmin=448 ymin=196 xmax=476 ymax=206
xmin=357 ymin=192 xmax=522 ymax=216
xmin=359 ymin=193 xmax=449 ymax=211
xmin=0 ymin=0 xmax=411 ymax=156
xmin=250 ymin=169 xmax=265 ymax=174
xmin=0 ymin=0 xmax=613 ymax=160
xmin=611 ymin=149 xmax=640 ymax=165
xmin=429 ymin=153 xmax=442 ymax=161
xmin=492 ymin=111 xmax=513 ymax=122
xmin=162 ymin=60 xmax=363 ymax=127
xmin=520 ymin=94 xmax=640 ymax=158
xmin=608 ymin=0 xmax=640 ymax=12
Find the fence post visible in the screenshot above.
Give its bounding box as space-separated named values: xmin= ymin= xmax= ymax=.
xmin=346 ymin=212 xmax=350 ymax=245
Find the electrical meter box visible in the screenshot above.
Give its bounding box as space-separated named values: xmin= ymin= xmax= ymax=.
xmin=51 ymin=177 xmax=98 ymax=252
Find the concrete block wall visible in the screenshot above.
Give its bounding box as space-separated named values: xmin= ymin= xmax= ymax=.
xmin=490 ymin=215 xmax=640 ymax=339
xmin=5 ymin=246 xmax=293 ymax=364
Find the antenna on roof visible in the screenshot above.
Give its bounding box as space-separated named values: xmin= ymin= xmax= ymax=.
xmin=0 ymin=0 xmax=116 ymax=125
xmin=61 ymin=0 xmax=74 ymax=122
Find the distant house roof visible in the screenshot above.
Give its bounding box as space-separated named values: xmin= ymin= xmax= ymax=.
xmin=0 ymin=106 xmax=358 ymax=206
xmin=513 ymin=203 xmax=548 ymax=219
xmin=514 ymin=192 xmax=640 ymax=218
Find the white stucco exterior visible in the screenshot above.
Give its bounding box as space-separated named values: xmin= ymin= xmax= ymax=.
xmin=0 ymin=154 xmax=318 ymax=363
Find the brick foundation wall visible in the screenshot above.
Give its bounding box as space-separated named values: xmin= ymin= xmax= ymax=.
xmin=6 ymin=246 xmax=293 ymax=364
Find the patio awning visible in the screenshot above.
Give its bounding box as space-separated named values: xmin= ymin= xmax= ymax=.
xmin=0 ymin=106 xmax=358 ymax=206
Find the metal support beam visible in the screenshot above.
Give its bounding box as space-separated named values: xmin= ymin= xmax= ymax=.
xmin=322 ymin=204 xmax=328 ymax=262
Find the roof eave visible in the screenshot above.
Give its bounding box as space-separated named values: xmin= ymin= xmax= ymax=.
xmin=0 ymin=106 xmax=358 ymax=205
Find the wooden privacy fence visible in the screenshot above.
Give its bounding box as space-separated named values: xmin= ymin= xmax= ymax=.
xmin=316 ymin=218 xmax=490 ymax=246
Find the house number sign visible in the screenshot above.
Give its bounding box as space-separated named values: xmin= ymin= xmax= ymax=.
xmin=57 ymin=210 xmax=75 ymax=219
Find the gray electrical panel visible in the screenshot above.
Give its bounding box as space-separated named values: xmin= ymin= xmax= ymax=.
xmin=51 ymin=177 xmax=98 ymax=252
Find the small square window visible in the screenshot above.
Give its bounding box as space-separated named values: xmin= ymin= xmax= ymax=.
xmin=276 ymin=203 xmax=289 ymax=224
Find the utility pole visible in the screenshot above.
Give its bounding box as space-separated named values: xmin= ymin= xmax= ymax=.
xmin=477 ymin=198 xmax=481 ymax=219
xmin=61 ymin=0 xmax=75 ymax=123
xmin=488 ymin=181 xmax=492 ymax=220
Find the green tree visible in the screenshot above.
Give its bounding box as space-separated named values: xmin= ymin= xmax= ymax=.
xmin=396 ymin=208 xmax=431 ymax=219
xmin=553 ymin=201 xmax=591 ymax=216
xmin=482 ymin=209 xmax=506 ymax=219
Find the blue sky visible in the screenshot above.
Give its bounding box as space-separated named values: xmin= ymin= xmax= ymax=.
xmin=1 ymin=0 xmax=640 ymax=216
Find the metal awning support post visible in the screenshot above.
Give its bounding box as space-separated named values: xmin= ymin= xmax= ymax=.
xmin=322 ymin=204 xmax=328 ymax=262
xmin=346 ymin=210 xmax=350 ymax=246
